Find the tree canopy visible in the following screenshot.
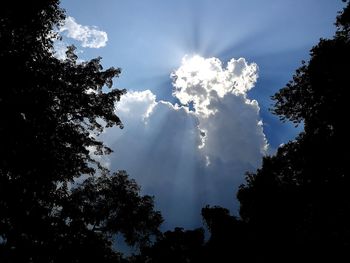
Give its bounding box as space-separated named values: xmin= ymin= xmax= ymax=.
xmin=0 ymin=1 xmax=162 ymax=262
xmin=237 ymin=1 xmax=350 ymax=261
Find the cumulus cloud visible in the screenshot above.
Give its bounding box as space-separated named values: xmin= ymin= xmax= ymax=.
xmin=60 ymin=16 xmax=108 ymax=48
xmin=173 ymin=55 xmax=266 ymax=167
xmin=101 ymin=56 xmax=268 ymax=230
xmin=172 ymin=55 xmax=258 ymax=117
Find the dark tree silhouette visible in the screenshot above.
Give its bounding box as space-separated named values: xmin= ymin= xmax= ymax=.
xmin=64 ymin=171 xmax=162 ymax=248
xmin=134 ymin=227 xmax=205 ymax=263
xmin=238 ymin=1 xmax=350 ymax=261
xmin=201 ymin=206 xmax=256 ymax=262
xmin=135 ymin=206 xmax=257 ymax=263
xmin=0 ymin=1 xmax=162 ymax=262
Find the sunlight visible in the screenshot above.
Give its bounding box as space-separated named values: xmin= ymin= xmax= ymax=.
xmin=181 ymin=54 xmax=219 ymax=80
xmin=182 ymin=55 xmax=206 ymax=72
xmin=172 ymin=54 xmax=258 ymax=119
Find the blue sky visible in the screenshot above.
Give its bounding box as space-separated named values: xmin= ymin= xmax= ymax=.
xmin=59 ymin=0 xmax=344 ymax=230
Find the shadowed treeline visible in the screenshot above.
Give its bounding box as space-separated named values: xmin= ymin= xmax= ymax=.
xmin=1 ymin=0 xmax=349 ymax=262
xmin=0 ymin=1 xmax=161 ymax=262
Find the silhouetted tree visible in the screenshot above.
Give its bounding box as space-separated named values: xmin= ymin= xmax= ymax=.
xmin=201 ymin=206 xmax=256 ymax=262
xmin=0 ymin=1 xmax=162 ymax=262
xmin=136 ymin=206 xmax=258 ymax=263
xmin=134 ymin=227 xmax=205 ymax=263
xmin=238 ymin=1 xmax=350 ymax=262
xmin=64 ymin=171 xmax=162 ymax=248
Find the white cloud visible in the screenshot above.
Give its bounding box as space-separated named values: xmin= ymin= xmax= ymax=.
xmin=60 ymin=16 xmax=108 ymax=48
xmin=172 ymin=55 xmax=258 ymax=117
xmin=52 ymin=41 xmax=85 ymax=64
xmin=172 ymin=55 xmax=267 ymax=167
xmin=52 ymin=41 xmax=68 ymax=60
xmin=101 ymin=56 xmax=268 ymax=230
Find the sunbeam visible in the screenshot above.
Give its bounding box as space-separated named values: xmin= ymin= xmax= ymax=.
xmin=59 ymin=0 xmax=344 ymax=231
xmin=4 ymin=0 xmax=348 ymax=260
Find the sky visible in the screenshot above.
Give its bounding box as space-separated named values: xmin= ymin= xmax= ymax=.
xmin=58 ymin=0 xmax=345 ymax=231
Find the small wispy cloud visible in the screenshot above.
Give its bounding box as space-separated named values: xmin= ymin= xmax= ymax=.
xmin=52 ymin=41 xmax=69 ymax=60
xmin=52 ymin=41 xmax=85 ymax=63
xmin=60 ymin=16 xmax=108 ymax=48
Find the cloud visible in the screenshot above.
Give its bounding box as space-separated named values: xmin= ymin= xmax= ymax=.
xmin=172 ymin=55 xmax=267 ymax=167
xmin=52 ymin=41 xmax=69 ymax=60
xmin=101 ymin=56 xmax=268 ymax=230
xmin=52 ymin=41 xmax=85 ymax=64
xmin=60 ymin=16 xmax=108 ymax=48
xmin=172 ymin=55 xmax=258 ymax=117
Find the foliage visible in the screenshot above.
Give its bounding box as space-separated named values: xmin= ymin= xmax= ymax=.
xmin=0 ymin=1 xmax=162 ymax=262
xmin=237 ymin=1 xmax=350 ymax=261
xmin=64 ymin=171 xmax=162 ymax=248
xmin=134 ymin=227 xmax=204 ymax=263
xmin=201 ymin=206 xmax=255 ymax=262
xmin=136 ymin=206 xmax=257 ymax=263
